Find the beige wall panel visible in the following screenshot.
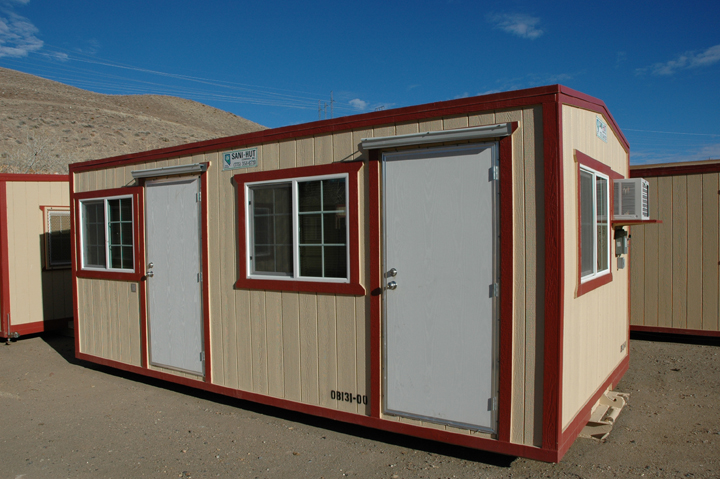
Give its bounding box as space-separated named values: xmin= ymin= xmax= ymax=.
xmin=522 ymin=106 xmax=545 ymax=447
xmin=299 ymin=293 xmax=319 ymax=404
xmin=104 ymin=168 xmax=116 ymax=194
xmin=671 ymin=177 xmax=688 ymax=329
xmin=333 ymin=131 xmax=354 ymax=163
xmin=702 ymin=174 xmax=719 ymax=331
xmin=235 ymin=289 xmax=253 ymax=391
xmin=315 ymin=135 xmax=333 ymax=166
xmin=74 ymin=172 xmax=87 ymax=193
xmin=396 ymin=122 xmax=419 ymax=136
xmin=76 ymin=279 xmax=140 ymax=367
xmin=265 ymin=290 xmax=285 ymax=398
xmin=351 ymin=129 xmax=372 ymax=163
xmin=643 ymin=178 xmax=660 ymax=326
xmin=250 ymin=290 xmax=269 ymax=394
xmin=657 ymin=176 xmax=673 ymax=328
xmin=560 ymin=105 xmax=629 ymax=429
xmin=261 ymin=142 xmax=279 ymax=171
xmin=468 ymin=112 xmax=496 ymax=127
xmin=686 ymin=175 xmax=703 ymax=330
xmin=418 ymin=119 xmax=443 ymax=132
xmin=629 ymin=224 xmax=646 ymax=326
xmin=336 ymin=295 xmax=357 ymax=413
xmin=6 ymin=181 xmax=72 ymax=326
xmin=297 ymin=137 xmax=315 ymax=167
xmin=496 ymin=109 xmax=523 ymax=124
xmin=281 ymin=292 xmax=301 ymax=401
xmin=219 ymin=164 xmax=239 ymax=390
xmin=443 ymin=115 xmax=469 ymax=130
xmin=356 ymin=296 xmax=370 ymax=415
xmin=372 ymin=126 xmax=396 ymax=138
xmin=279 ymin=140 xmax=297 ymax=170
xmin=77 ymin=278 xmax=91 ymax=354
xmin=6 ymin=182 xmax=38 ymax=326
xmin=317 ymin=294 xmax=337 ymax=409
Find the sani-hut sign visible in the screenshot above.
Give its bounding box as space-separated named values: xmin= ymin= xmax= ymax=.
xmin=223 ymin=147 xmax=258 ymax=170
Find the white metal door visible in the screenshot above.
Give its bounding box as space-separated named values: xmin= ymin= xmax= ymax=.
xmin=383 ymin=144 xmax=499 ymax=432
xmin=146 ymin=177 xmax=204 ymax=375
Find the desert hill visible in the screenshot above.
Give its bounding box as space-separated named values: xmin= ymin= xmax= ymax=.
xmin=0 ymin=67 xmax=266 ymax=174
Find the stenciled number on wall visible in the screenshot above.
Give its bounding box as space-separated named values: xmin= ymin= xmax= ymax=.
xmin=330 ymin=390 xmax=368 ymax=405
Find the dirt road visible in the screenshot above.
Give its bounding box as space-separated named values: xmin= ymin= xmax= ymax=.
xmin=1 ymin=334 xmax=718 ymax=478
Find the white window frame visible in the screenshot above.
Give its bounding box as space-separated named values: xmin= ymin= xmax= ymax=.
xmin=579 ymin=165 xmax=611 ymax=283
xmin=78 ymin=194 xmax=135 ymax=273
xmin=244 ymin=173 xmax=350 ymax=284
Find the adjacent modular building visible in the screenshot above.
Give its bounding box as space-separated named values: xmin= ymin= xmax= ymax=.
xmin=69 ymin=85 xmax=634 ymax=462
xmin=0 ymin=174 xmax=72 ymax=340
xmin=629 ymin=160 xmax=720 ymax=338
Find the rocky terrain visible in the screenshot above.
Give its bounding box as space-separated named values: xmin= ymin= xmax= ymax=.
xmin=0 ymin=67 xmax=265 ymax=174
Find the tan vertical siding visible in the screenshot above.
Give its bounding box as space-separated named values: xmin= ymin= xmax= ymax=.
xmin=76 ymin=277 xmax=141 ymax=366
xmin=561 ymin=105 xmax=630 ymax=429
xmin=630 ymin=168 xmax=720 ymax=334
xmin=6 ymin=180 xmax=72 ymax=327
xmin=74 ymin=105 xmax=544 ymax=445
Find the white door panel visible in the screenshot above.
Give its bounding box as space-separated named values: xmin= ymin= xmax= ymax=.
xmin=383 ymin=144 xmax=498 ymax=431
xmin=146 ymin=177 xmax=204 ymax=375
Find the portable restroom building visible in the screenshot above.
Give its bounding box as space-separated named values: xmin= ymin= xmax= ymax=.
xmin=0 ymin=174 xmax=72 ymax=340
xmin=629 ymin=160 xmax=720 ymax=338
xmin=70 ymin=85 xmax=634 ymax=462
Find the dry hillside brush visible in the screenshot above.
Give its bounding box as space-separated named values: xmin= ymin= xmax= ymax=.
xmin=0 ymin=67 xmax=265 ymax=174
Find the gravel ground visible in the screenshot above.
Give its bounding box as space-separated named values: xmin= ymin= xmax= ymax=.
xmin=1 ymin=334 xmax=718 ymax=478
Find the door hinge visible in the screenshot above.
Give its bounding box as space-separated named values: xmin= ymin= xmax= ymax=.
xmin=491 ymin=283 xmax=500 ymax=297
xmin=196 ymin=192 xmax=201 ymax=202
xmin=487 ymin=396 xmax=498 ymax=411
xmin=490 ymin=165 xmax=499 ymax=181
xmin=200 ymin=351 xmax=205 ymax=362
xmin=197 ymin=272 xmax=202 ymax=283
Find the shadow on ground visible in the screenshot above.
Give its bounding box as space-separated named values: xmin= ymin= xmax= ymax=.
xmin=41 ymin=332 xmax=516 ymax=468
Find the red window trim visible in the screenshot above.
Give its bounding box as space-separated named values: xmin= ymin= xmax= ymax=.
xmin=234 ymin=161 xmax=365 ymax=295
xmin=73 ymin=186 xmax=144 ymax=282
xmin=575 ymin=150 xmax=623 ymax=297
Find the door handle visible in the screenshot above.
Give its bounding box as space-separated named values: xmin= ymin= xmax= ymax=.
xmin=146 ymin=271 xmax=154 ymax=277
xmin=386 ymin=281 xmax=397 ymax=290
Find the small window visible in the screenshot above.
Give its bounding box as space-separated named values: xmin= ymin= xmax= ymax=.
xmin=79 ymin=195 xmax=135 ymax=272
xmin=248 ymin=175 xmax=348 ymax=281
xmin=234 ymin=161 xmax=364 ymax=295
xmin=579 ymin=166 xmax=610 ymax=282
xmin=43 ymin=207 xmax=71 ymax=269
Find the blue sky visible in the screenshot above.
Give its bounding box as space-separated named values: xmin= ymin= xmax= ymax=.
xmin=1 ymin=0 xmax=718 ymax=165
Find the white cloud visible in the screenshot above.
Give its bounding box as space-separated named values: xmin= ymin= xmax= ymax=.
xmin=0 ymin=7 xmax=43 ymax=58
xmin=487 ymin=13 xmax=543 ymax=40
xmin=349 ymin=98 xmax=368 ymax=111
xmin=645 ymin=44 xmax=720 ymax=76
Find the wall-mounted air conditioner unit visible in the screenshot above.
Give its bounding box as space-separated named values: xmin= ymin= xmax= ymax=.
xmin=614 ymin=178 xmax=649 ymax=220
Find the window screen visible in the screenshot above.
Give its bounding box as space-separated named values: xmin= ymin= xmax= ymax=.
xmin=47 ymin=210 xmax=71 ymax=267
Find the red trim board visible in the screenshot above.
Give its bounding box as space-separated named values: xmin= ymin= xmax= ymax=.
xmin=541 ymin=99 xmax=564 ymax=452
xmin=630 ymin=325 xmax=720 ymax=338
xmin=73 ymin=186 xmax=145 ymax=282
xmin=497 ymin=124 xmax=517 ymax=443
xmin=234 ymin=161 xmax=365 ymax=296
xmin=69 ymin=85 xmax=624 ymax=175
xmin=631 ymin=159 xmax=720 ymax=178
xmin=0 ymin=174 xmax=68 ymax=182
xmin=0 ymin=181 xmax=10 ymax=338
xmin=368 ymin=153 xmax=382 ymax=419
xmin=4 ymin=317 xmax=69 ymax=337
